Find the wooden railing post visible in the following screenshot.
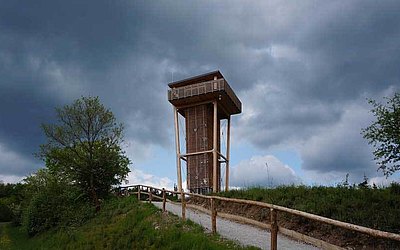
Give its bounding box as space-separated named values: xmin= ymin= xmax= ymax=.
xmin=137 ymin=185 xmax=141 ymax=201
xmin=181 ymin=192 xmax=186 ymax=220
xmin=149 ymin=188 xmax=153 ymax=203
xmin=162 ymin=188 xmax=166 ymax=212
xmin=270 ymin=208 xmax=278 ymax=250
xmin=211 ymin=198 xmax=217 ymax=234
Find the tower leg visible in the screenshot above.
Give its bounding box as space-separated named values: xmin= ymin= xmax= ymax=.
xmin=174 ymin=107 xmax=183 ymax=194
xmin=213 ymin=101 xmax=218 ymax=192
xmin=225 ymin=116 xmax=231 ymax=192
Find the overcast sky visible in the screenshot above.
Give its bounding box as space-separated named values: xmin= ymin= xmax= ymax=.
xmin=1 ymin=1 xmax=399 ymax=188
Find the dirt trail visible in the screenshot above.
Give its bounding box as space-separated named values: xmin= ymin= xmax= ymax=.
xmin=153 ymin=202 xmax=320 ymax=250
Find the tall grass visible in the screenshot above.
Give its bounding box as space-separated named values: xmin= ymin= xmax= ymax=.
xmin=219 ymin=183 xmax=400 ymax=233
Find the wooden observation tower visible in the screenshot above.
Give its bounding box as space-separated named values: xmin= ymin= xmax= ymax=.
xmin=168 ymin=70 xmax=242 ymax=194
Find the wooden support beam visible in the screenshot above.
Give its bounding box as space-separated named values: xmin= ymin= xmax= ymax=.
xmin=213 ymin=101 xmax=218 ymax=192
xmin=137 ymin=185 xmax=141 ymax=200
xmin=217 ymin=151 xmax=228 ymax=161
xmin=174 ymin=107 xmax=183 ymax=194
xmin=180 ymin=149 xmax=214 ymax=158
xmin=225 ymin=116 xmax=231 ymax=192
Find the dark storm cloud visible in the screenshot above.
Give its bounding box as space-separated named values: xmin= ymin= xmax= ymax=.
xmin=0 ymin=0 xmax=149 ymax=177
xmin=0 ymin=1 xmax=399 ymax=181
xmin=0 ymin=1 xmax=138 ymax=66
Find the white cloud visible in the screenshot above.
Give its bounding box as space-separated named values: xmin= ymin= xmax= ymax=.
xmin=230 ymin=155 xmax=301 ymax=187
xmin=126 ymin=168 xmax=174 ymax=190
xmin=271 ymin=44 xmax=303 ymax=61
xmin=0 ymin=174 xmax=24 ymax=184
xmin=368 ymin=176 xmax=400 ymax=187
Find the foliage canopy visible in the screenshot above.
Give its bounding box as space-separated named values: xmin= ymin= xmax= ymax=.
xmin=362 ymin=92 xmax=400 ymax=176
xmin=40 ymin=96 xmax=130 ymax=208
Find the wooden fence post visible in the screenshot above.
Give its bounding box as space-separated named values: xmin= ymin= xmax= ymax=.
xmin=270 ymin=208 xmax=278 ymax=250
xmin=149 ymin=188 xmax=153 ymax=203
xmin=137 ymin=185 xmax=141 ymax=201
xmin=211 ymin=198 xmax=217 ymax=234
xmin=162 ymin=188 xmax=166 ymax=212
xmin=181 ymin=192 xmax=186 ymax=221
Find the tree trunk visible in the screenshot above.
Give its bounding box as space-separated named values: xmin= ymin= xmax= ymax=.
xmin=90 ymin=174 xmax=100 ymax=211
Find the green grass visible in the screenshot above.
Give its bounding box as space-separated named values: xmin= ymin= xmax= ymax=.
xmin=218 ymin=184 xmax=400 ymax=233
xmin=0 ymin=196 xmax=257 ymax=250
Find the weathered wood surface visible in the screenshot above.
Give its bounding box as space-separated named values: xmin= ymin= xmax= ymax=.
xmin=210 ymin=198 xmax=217 ymax=234
xmin=162 ymin=188 xmax=166 ymax=212
xmin=270 ymin=208 xmax=278 ymax=250
xmin=181 ymin=192 xmax=186 ymax=221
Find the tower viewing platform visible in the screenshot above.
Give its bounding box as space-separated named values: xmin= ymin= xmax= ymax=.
xmin=168 ymin=70 xmax=241 ymax=118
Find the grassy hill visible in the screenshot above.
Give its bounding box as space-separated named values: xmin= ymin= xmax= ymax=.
xmin=218 ymin=184 xmax=400 ymax=233
xmin=0 ymin=196 xmax=256 ymax=250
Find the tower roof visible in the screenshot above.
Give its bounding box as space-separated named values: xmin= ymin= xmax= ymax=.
xmin=168 ymin=70 xmax=224 ymax=88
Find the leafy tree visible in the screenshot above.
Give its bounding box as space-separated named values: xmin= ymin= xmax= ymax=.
xmin=40 ymin=96 xmax=130 ymax=209
xmin=362 ymin=92 xmax=400 ymax=176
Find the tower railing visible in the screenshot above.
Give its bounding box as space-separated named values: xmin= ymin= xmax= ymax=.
xmin=168 ymin=79 xmax=241 ymax=112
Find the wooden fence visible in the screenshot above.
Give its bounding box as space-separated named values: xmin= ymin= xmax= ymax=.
xmin=118 ymin=185 xmax=400 ymax=250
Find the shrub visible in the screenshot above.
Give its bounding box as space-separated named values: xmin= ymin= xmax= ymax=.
xmin=0 ymin=201 xmax=13 ymax=222
xmin=22 ymin=177 xmax=94 ymax=236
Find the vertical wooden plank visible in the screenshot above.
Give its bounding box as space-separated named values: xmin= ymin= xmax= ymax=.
xmin=137 ymin=185 xmax=141 ymax=201
xmin=174 ymin=107 xmax=183 ymax=194
xmin=211 ymin=198 xmax=217 ymax=234
xmin=163 ymin=188 xmax=167 ymax=213
xmin=149 ymin=188 xmax=153 ymax=203
xmin=225 ymin=116 xmax=231 ymax=192
xmin=213 ymin=101 xmax=218 ymax=192
xmin=181 ymin=192 xmax=186 ymax=221
xmin=270 ymin=208 xmax=278 ymax=250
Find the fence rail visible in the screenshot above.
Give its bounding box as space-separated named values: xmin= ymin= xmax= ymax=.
xmin=118 ymin=184 xmax=400 ymax=250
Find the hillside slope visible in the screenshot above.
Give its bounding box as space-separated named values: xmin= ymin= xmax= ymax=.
xmin=0 ymin=196 xmax=257 ymax=250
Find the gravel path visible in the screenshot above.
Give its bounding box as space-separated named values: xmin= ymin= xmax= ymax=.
xmin=152 ymin=202 xmax=320 ymax=250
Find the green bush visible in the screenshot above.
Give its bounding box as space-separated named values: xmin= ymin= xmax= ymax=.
xmin=23 ymin=183 xmax=94 ymax=236
xmin=0 ymin=201 xmax=13 ymax=222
